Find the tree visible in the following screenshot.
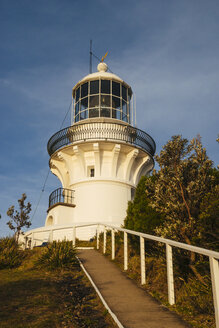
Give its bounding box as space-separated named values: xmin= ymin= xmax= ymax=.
xmin=145 ymin=135 xmax=214 ymax=283
xmin=146 ymin=135 xmax=213 ymax=242
xmin=7 ymin=194 xmax=32 ymax=242
xmin=198 ymin=168 xmax=219 ymax=251
xmin=124 ymin=176 xmax=162 ymax=233
xmin=124 ymin=176 xmax=162 ymax=251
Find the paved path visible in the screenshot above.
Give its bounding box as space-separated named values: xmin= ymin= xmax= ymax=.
xmin=77 ymin=249 xmax=190 ymax=328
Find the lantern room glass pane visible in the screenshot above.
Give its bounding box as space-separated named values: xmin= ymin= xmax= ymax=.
xmin=76 ymin=87 xmax=80 ymax=102
xmin=90 ymin=80 xmax=99 ymax=94
xmin=80 ymin=110 xmax=88 ymax=120
xmin=112 ymin=109 xmax=121 ymax=120
xmin=116 ymin=110 xmax=121 ymax=120
xmin=89 ymin=108 xmax=99 ymax=118
xmin=81 ymin=82 xmax=88 ymax=98
xmin=122 ymin=115 xmax=128 ymax=122
xmin=128 ymin=90 xmax=132 ymax=102
xmin=101 ymin=95 xmax=110 ymax=107
xmin=75 ymin=102 xmax=80 ymax=115
xmin=122 ymin=100 xmax=127 ymax=114
xmin=122 ymin=86 xmax=127 ymax=101
xmin=89 ymin=95 xmax=99 ymax=108
xmin=112 ymin=81 xmax=120 ymax=97
xmin=101 ymin=80 xmax=110 ymax=94
xmin=101 ymin=108 xmax=110 ymax=117
xmin=81 ymin=97 xmax=88 ymax=110
xmin=112 ymin=96 xmax=120 ymax=110
xmin=75 ymin=114 xmax=79 ymax=122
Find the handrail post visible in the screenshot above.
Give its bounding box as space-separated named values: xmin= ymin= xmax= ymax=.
xmin=140 ymin=236 xmax=146 ymax=285
xmin=96 ymin=225 xmax=100 ymax=250
xmin=124 ymin=232 xmax=128 ymax=270
xmin=103 ymin=226 xmax=106 ymax=254
xmin=72 ymin=226 xmax=76 ymax=247
xmin=209 ymin=257 xmax=219 ymax=328
xmin=166 ymin=243 xmax=175 ymax=305
xmin=111 ymin=229 xmax=115 ymax=260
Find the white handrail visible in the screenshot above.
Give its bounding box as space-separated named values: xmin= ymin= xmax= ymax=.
xmin=25 ymin=222 xmax=219 ymax=327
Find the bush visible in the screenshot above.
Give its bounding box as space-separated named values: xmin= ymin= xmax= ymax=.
xmin=36 ymin=240 xmax=79 ymax=270
xmin=177 ymin=276 xmax=214 ymax=315
xmin=0 ymin=237 xmax=24 ymax=269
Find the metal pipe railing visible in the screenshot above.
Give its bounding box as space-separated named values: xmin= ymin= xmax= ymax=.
xmin=47 ymin=122 xmax=156 ymax=157
xmin=48 ymin=188 xmax=75 ymax=209
xmin=25 ymin=222 xmax=219 ymax=327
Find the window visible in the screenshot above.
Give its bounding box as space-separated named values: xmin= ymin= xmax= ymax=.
xmin=89 ymin=108 xmax=99 ymax=118
xmin=122 ymin=86 xmax=127 ymax=101
xmin=81 ymin=97 xmax=88 ymax=110
xmin=112 ymin=81 xmax=120 ymax=97
xmin=90 ymin=80 xmax=99 ymax=94
xmin=88 ymin=167 xmax=95 ymax=177
xmin=112 ymin=96 xmax=120 ymax=110
xmin=101 ymin=80 xmax=110 ymax=94
xmin=76 ymin=87 xmax=80 ymax=102
xmin=101 ymin=95 xmax=110 ymax=107
xmin=90 ymin=95 xmax=99 ymax=108
xmin=81 ymin=82 xmax=88 ymax=98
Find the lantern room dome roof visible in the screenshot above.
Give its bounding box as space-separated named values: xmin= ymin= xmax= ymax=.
xmin=72 ymin=62 xmax=132 ymax=95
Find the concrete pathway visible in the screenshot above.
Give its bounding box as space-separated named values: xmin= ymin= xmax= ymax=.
xmin=77 ymin=249 xmax=190 ymax=328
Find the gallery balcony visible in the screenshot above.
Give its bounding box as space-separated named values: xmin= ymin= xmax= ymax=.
xmin=47 ymin=121 xmax=156 ymax=157
xmin=48 ymin=188 xmax=75 ymax=211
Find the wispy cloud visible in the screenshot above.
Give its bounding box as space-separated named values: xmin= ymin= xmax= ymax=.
xmin=0 ymin=0 xmax=219 ymax=237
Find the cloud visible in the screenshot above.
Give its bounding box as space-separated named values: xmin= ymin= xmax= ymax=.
xmin=0 ymin=0 xmax=219 ymax=237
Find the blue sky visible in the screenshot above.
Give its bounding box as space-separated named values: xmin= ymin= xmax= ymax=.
xmin=0 ymin=0 xmax=219 ymax=237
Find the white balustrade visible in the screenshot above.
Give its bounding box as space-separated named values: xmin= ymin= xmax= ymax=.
xmin=103 ymin=226 xmax=106 ymax=254
xmin=140 ymin=236 xmax=146 ymax=285
xmin=111 ymin=229 xmax=115 ymax=260
xmin=24 ymin=222 xmax=219 ymax=328
xmin=124 ymin=232 xmax=128 ymax=271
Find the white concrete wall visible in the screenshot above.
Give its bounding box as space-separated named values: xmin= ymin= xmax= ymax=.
xmin=45 ymin=205 xmax=75 ymax=226
xmin=72 ymin=180 xmax=131 ymax=226
xmin=44 ymin=140 xmax=154 ymax=240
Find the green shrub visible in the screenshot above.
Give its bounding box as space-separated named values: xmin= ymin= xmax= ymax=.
xmin=177 ymin=276 xmax=214 ymax=315
xmin=0 ymin=237 xmax=24 ymax=269
xmin=36 ymin=240 xmax=79 ymax=270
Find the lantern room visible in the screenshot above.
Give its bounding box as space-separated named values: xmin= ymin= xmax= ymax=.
xmin=72 ymin=62 xmax=132 ymax=124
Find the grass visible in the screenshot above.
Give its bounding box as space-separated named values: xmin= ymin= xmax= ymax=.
xmin=0 ymin=247 xmax=117 ymax=328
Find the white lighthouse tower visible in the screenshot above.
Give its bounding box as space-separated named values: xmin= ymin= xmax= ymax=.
xmin=43 ymin=61 xmax=155 ymax=240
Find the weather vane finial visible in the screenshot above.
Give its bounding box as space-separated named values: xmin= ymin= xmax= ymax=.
xmin=101 ymin=51 xmax=108 ymax=62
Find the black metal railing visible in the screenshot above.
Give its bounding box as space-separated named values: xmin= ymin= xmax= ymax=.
xmin=48 ymin=188 xmax=75 ymax=209
xmin=47 ymin=122 xmax=156 ymax=157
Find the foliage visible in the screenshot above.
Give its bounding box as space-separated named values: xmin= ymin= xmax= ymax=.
xmin=124 ymin=176 xmax=162 ymax=233
xmin=198 ymin=183 xmax=219 ymax=250
xmin=0 ymin=237 xmax=25 ymax=269
xmin=7 ymin=193 xmax=31 ymax=242
xmin=143 ymin=135 xmax=218 ymax=283
xmin=177 ymin=276 xmax=214 ymax=316
xmin=124 ymin=176 xmax=162 ymax=250
xmin=36 ymin=240 xmax=78 ymax=270
xmin=145 ymin=135 xmax=213 ymax=245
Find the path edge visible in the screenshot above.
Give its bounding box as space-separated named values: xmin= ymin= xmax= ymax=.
xmin=76 ymin=255 xmax=125 ymax=328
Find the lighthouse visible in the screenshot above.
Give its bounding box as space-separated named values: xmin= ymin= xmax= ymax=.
xmin=43 ymin=61 xmax=155 ymax=240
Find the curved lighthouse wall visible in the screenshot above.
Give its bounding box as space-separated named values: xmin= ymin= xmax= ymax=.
xmin=46 ymin=140 xmax=153 ymax=238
